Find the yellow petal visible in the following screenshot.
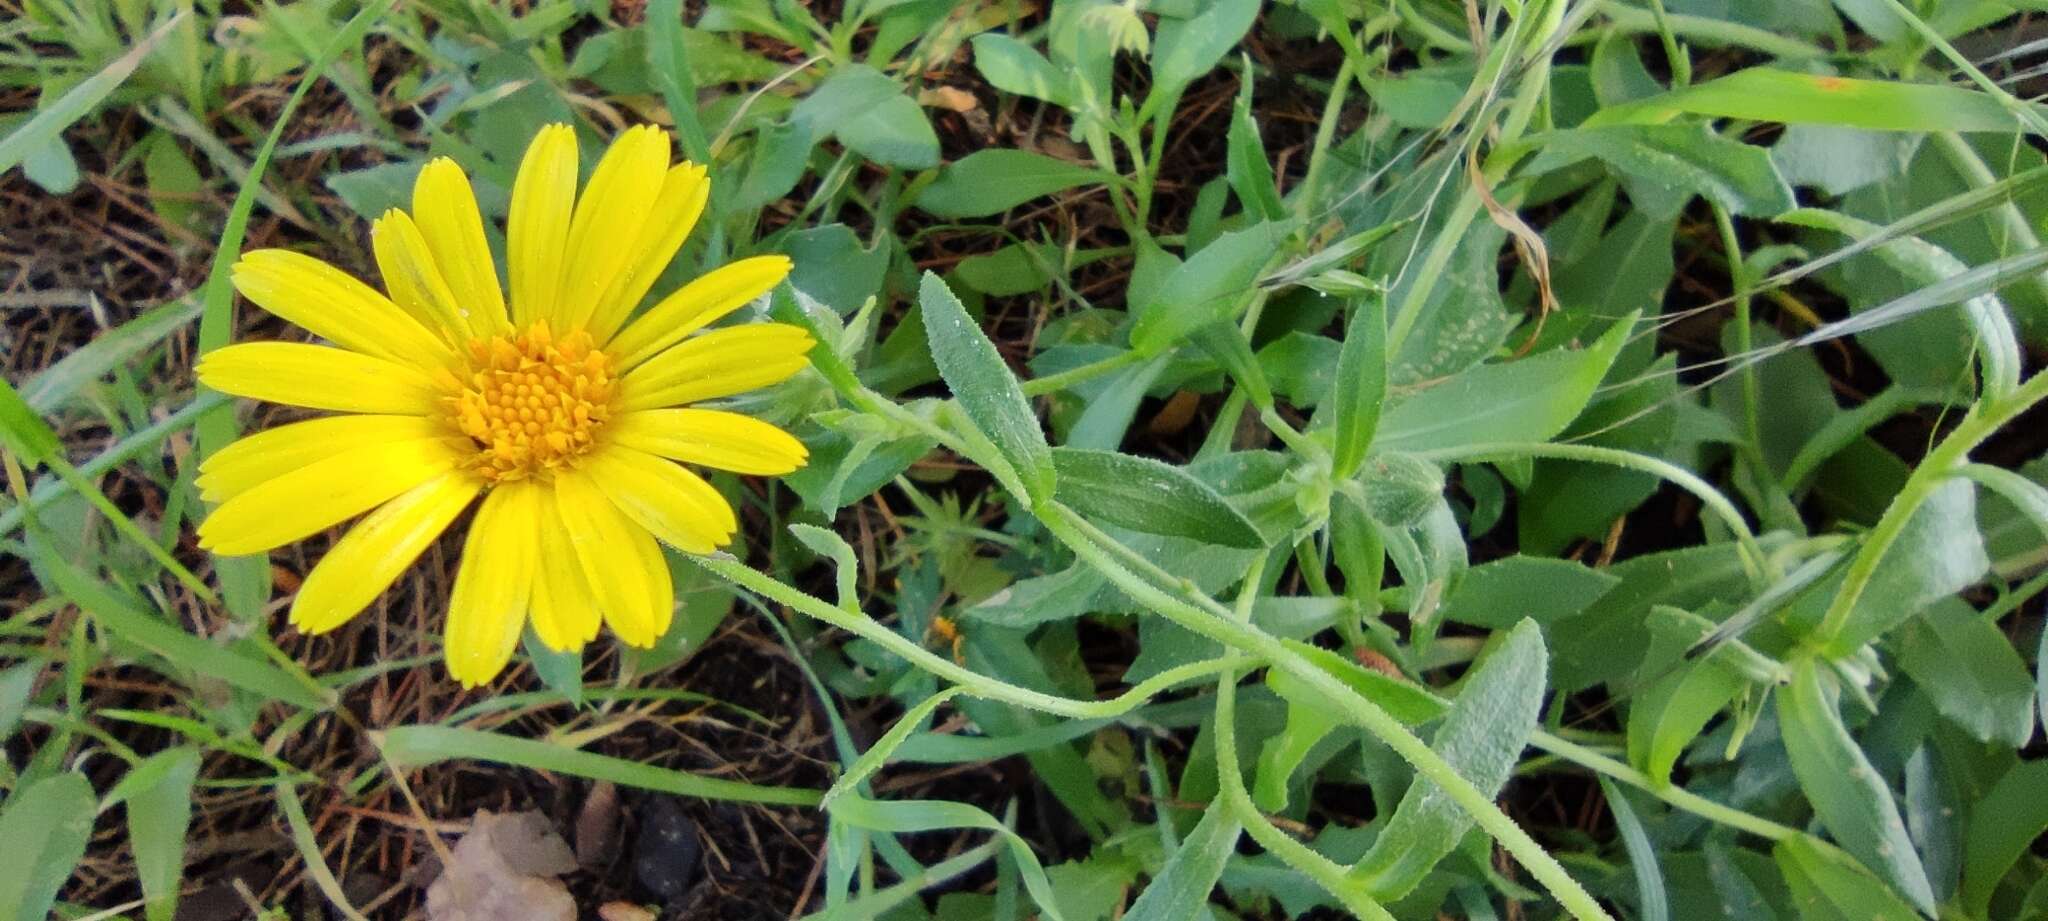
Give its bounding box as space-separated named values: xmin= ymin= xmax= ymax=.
xmin=412 ymin=158 xmax=510 ymax=337
xmin=289 ymin=472 xmax=482 ymax=634
xmin=371 ymin=209 xmax=472 ymax=343
xmin=444 ymin=482 xmax=540 ymax=688
xmin=529 ymin=486 xmax=601 ymax=652
xmin=607 ymin=256 xmax=794 ymax=368
xmin=198 ymin=436 xmax=467 ymax=555
xmin=198 ymin=342 xmax=444 ymax=414
xmin=508 ymin=124 xmax=579 ymax=328
xmin=554 ymin=125 xmax=671 ymax=331
xmin=231 ymin=250 xmax=452 ymax=366
xmin=198 ymin=414 xmax=446 ymax=503
xmin=616 ymin=323 xmax=813 ymax=411
xmin=608 ymin=409 xmax=808 ymax=475
xmin=584 ymin=162 xmax=710 ymax=342
xmin=553 ymin=471 xmax=673 ymax=646
xmin=579 ymin=447 xmax=735 ymax=552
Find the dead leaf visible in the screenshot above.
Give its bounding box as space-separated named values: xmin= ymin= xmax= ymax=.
xmin=575 ymin=781 xmax=621 ymax=870
xmin=598 ymin=903 xmax=658 ymax=921
xmin=918 ymin=86 xmax=980 ymax=113
xmin=425 ymin=811 xmax=577 ymax=921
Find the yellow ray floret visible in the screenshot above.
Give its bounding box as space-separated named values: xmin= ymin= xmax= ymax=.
xmin=195 ymin=123 xmax=807 ymax=688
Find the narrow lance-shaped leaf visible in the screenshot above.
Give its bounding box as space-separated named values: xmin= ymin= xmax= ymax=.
xmin=1600 ymin=778 xmax=1671 ymax=921
xmin=1329 ymin=293 xmax=1388 ymax=479
xmin=1774 ymin=834 xmax=1926 ymax=921
xmin=1227 ymin=59 xmax=1285 ymax=221
xmin=1531 ymin=123 xmax=1795 ymax=217
xmin=1586 ymin=68 xmax=2042 ymax=134
xmin=1123 ymin=799 xmax=1242 ymax=921
xmin=1129 ymin=220 xmax=1298 ymax=356
xmin=1375 ymin=314 xmax=1633 ymax=454
xmin=828 ymin=795 xmax=1066 ymax=921
xmin=1777 ymin=660 xmax=1937 ymax=915
xmin=919 ymin=272 xmax=1056 ymax=503
xmin=1960 ymin=760 xmax=2048 ymax=916
xmin=1050 ymin=447 xmax=1265 ymax=548
xmin=0 ymin=773 xmax=96 ymax=921
xmin=1351 ymin=619 xmax=1548 ymax=899
xmin=126 ymin=748 xmax=201 ymax=921
xmin=917 ymin=149 xmax=1105 ymax=218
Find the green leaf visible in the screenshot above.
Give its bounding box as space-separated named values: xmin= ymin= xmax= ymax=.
xmin=374 ymin=726 xmax=822 ymax=805
xmin=1375 ymin=315 xmax=1633 ymax=454
xmin=0 ymin=13 xmax=187 ymax=178
xmin=0 ymin=773 xmax=95 ymax=921
xmin=1352 ymin=620 xmax=1547 ymax=899
xmin=141 ymin=130 xmax=205 ymax=234
xmin=522 ymin=632 xmax=583 ymax=705
xmin=1329 ymin=294 xmax=1388 ymax=478
xmin=917 ymin=149 xmax=1104 ymax=218
xmin=1190 ymin=320 xmax=1274 ymax=410
xmin=1825 ymin=478 xmax=1988 ymax=653
xmin=920 ymin=272 xmax=1055 ymax=503
xmin=1896 ymin=601 xmax=2034 ymax=746
xmin=829 ymin=795 xmax=1065 ymax=921
xmin=0 ymin=661 xmax=37 ymax=743
xmin=825 ymin=687 xmax=963 ymax=806
xmin=971 ymin=33 xmax=1072 ymax=105
xmin=1150 ymin=0 xmax=1260 ymax=95
xmin=1227 ymin=64 xmax=1285 ymax=221
xmin=125 ymin=748 xmax=200 ymax=921
xmin=1960 ymin=760 xmax=2048 ymax=916
xmin=797 ymin=64 xmax=937 ymax=169
xmin=1124 ymin=800 xmax=1241 ymax=921
xmin=1269 ymin=640 xmax=1446 ymax=727
xmin=1436 ymin=556 xmax=1620 ymax=629
xmin=0 ymin=376 xmax=62 ymax=462
xmin=1588 ymin=68 xmax=2041 ymax=133
xmin=1532 ymin=124 xmax=1794 ymax=217
xmin=1777 ymin=660 xmax=1936 ymax=915
xmin=1626 ymin=607 xmax=1756 ymax=786
xmin=789 ymin=522 xmax=859 ymax=611
xmin=1776 ymin=208 xmax=2021 ymax=398
xmin=1252 ymin=697 xmax=1339 ymax=812
xmin=1051 ymin=448 xmax=1265 ymax=548
xmin=1354 ymin=452 xmax=1445 ymax=528
xmin=1129 ymin=220 xmax=1297 ymax=356
xmin=1599 ymin=778 xmax=1670 ymax=921
xmin=1772 ymin=125 xmax=1919 ymax=197
xmin=1774 ymin=834 xmax=1925 ymax=921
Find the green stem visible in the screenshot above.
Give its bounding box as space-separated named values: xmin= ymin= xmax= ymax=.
xmin=1528 ymin=732 xmax=1794 ymax=841
xmin=1816 ymin=368 xmax=2048 ymax=649
xmin=1021 ymin=349 xmax=1146 ymax=397
xmin=693 ymin=555 xmax=1233 ymax=719
xmin=1593 ymin=1 xmax=1826 ymax=58
xmin=1412 ymin=441 xmax=1774 ymax=583
xmin=1295 ymin=56 xmax=1357 ymax=218
xmin=1039 ymin=504 xmax=1614 ymax=921
xmin=1215 ymin=662 xmax=1397 ymax=919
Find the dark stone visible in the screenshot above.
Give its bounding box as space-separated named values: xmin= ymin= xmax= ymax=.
xmin=631 ymin=796 xmax=701 ymax=903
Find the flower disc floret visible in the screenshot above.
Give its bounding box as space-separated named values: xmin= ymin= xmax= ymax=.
xmin=448 ymin=322 xmax=615 ymax=481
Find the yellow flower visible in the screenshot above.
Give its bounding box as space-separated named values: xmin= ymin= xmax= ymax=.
xmin=195 ymin=124 xmax=812 ymax=688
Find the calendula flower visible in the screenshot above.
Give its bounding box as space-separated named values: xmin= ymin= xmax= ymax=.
xmin=196 ymin=124 xmax=811 ymax=687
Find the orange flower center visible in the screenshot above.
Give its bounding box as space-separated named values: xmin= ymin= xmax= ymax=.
xmin=448 ymin=321 xmax=615 ymax=482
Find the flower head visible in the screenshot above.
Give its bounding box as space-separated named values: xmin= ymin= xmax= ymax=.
xmin=196 ymin=124 xmax=811 ymax=687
